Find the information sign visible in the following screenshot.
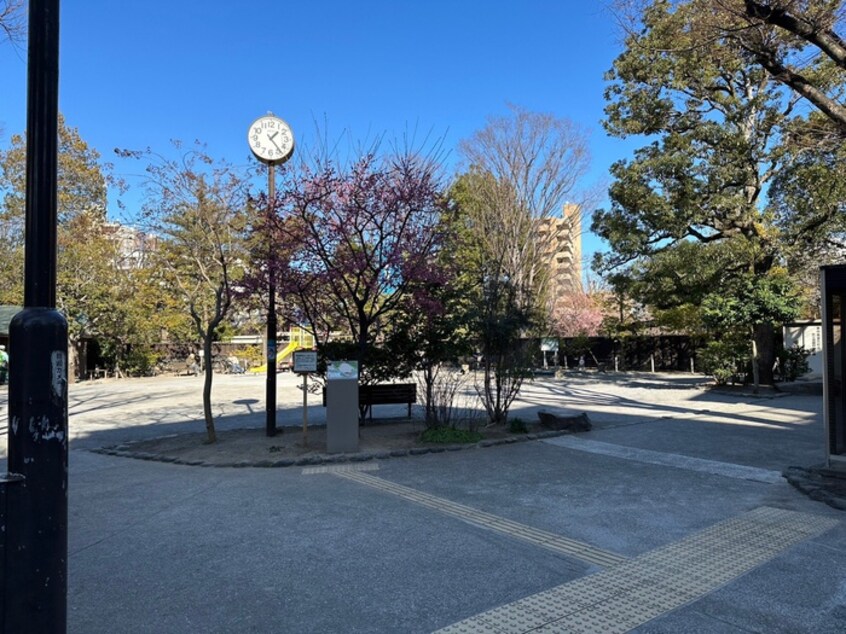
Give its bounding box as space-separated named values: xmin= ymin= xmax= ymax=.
xmin=327 ymin=360 xmax=359 ymax=380
xmin=293 ymin=350 xmax=318 ymax=373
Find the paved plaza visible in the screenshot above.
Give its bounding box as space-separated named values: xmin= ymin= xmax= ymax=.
xmin=0 ymin=372 xmax=844 ymax=632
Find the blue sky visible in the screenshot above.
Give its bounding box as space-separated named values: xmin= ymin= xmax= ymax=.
xmin=0 ymin=1 xmax=639 ymax=275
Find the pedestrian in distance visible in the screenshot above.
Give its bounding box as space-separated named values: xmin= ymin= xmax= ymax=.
xmin=186 ymin=351 xmax=199 ymax=377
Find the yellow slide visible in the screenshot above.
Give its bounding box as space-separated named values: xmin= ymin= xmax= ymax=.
xmin=278 ymin=340 xmax=300 ymax=362
xmin=249 ymin=340 xmax=300 ymax=374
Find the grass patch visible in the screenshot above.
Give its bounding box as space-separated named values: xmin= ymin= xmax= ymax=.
xmin=420 ymin=427 xmax=483 ymax=444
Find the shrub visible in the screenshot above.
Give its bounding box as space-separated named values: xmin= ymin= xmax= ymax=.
xmin=416 ymin=364 xmax=467 ymax=430
xmin=420 ymin=427 xmax=483 ymax=444
xmin=698 ymin=338 xmax=747 ymax=385
xmin=237 ymin=345 xmax=264 ymax=369
xmin=508 ymin=417 xmax=528 ymax=434
xmin=777 ymin=345 xmax=811 ymax=382
xmin=122 ymin=346 xmax=162 ymax=377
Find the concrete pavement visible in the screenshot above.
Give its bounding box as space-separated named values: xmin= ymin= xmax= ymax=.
xmin=1 ymin=372 xmax=844 ymax=632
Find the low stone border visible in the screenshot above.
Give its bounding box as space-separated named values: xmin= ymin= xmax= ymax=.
xmin=783 ymin=465 xmax=846 ymax=511
xmin=89 ymin=429 xmax=574 ymax=469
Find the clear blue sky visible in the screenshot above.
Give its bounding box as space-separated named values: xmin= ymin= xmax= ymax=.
xmin=0 ymin=0 xmax=639 ymax=276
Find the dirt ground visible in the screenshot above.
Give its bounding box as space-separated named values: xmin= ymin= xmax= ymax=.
xmin=105 ymin=418 xmax=550 ymax=466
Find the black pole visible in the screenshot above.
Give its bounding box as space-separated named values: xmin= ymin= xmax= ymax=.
xmin=4 ymin=0 xmax=69 ymax=632
xmin=266 ymin=164 xmax=277 ymax=436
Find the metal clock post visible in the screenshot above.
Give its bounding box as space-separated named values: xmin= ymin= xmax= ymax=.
xmin=247 ymin=114 xmax=294 ymax=436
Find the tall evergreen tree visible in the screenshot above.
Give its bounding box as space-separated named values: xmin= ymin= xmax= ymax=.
xmin=594 ymin=0 xmax=804 ymax=385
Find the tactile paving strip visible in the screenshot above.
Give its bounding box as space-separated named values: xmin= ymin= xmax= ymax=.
xmin=542 ymin=436 xmax=783 ymax=484
xmin=302 ymin=462 xmax=380 ymax=475
xmin=335 ymin=470 xmax=626 ymax=568
xmin=435 ymin=506 xmax=839 ymax=633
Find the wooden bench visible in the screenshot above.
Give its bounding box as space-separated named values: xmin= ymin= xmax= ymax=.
xmin=322 ymin=382 xmax=417 ymax=420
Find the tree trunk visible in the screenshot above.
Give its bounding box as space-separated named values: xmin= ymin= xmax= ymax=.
xmin=356 ymin=319 xmax=368 ymax=422
xmin=202 ymin=330 xmax=217 ymax=443
xmin=423 ymin=364 xmax=436 ymax=426
xmin=750 ymin=337 xmax=760 ymax=392
xmin=753 ymin=322 xmax=776 ymax=387
xmin=68 ymin=338 xmax=82 ymax=384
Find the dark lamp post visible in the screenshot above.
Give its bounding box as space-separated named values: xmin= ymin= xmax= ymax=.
xmin=2 ymin=0 xmax=69 ymax=631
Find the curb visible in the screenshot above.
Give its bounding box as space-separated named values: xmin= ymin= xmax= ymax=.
xmin=783 ymin=466 xmax=846 ymax=511
xmin=88 ymin=428 xmax=575 ymax=469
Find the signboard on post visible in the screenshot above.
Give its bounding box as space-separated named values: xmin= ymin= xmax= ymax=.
xmin=293 ymin=350 xmax=318 ymax=374
xmin=327 ymin=360 xmax=359 ymax=381
xmin=540 ymin=338 xmax=559 ymax=352
xmin=292 ymin=349 xmax=318 ymax=447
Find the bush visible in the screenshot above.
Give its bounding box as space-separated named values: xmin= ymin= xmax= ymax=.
xmin=508 ymin=417 xmax=528 ymax=434
xmin=122 ymin=346 xmax=162 ymax=377
xmin=777 ymin=345 xmax=811 ymax=382
xmin=420 ymin=427 xmax=483 ymax=444
xmin=417 ymin=364 xmax=467 ymax=430
xmin=237 ymin=345 xmax=264 ymax=369
xmin=698 ymin=339 xmax=747 ymax=385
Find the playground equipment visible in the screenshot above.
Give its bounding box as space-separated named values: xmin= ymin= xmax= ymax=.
xmin=249 ymin=327 xmax=315 ymax=374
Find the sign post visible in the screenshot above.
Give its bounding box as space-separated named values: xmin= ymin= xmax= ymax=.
xmin=292 ymin=350 xmax=318 ymax=445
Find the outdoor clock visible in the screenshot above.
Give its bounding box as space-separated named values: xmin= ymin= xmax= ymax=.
xmin=247 ymin=114 xmax=295 ymax=164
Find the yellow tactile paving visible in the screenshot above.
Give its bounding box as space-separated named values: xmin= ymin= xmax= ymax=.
xmin=435 ymin=507 xmax=839 ymax=633
xmin=301 ymin=462 xmax=380 ymax=475
xmin=334 ymin=470 xmax=627 ymax=568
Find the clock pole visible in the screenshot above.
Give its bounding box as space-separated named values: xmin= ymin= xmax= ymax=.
xmin=266 ymin=162 xmax=277 ymax=437
xmin=247 ymin=114 xmax=294 ymax=438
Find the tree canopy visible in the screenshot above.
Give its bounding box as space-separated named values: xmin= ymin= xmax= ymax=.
xmin=119 ymin=142 xmax=251 ymax=442
xmin=595 ymin=0 xmax=816 ymax=385
xmin=262 ymin=148 xmax=446 ymax=384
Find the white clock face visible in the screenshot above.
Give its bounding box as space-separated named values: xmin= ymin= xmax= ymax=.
xmin=248 ymin=115 xmax=294 ymax=164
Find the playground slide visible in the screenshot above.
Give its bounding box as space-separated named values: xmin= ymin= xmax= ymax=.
xmin=278 ymin=340 xmax=300 ymax=362
xmin=248 ymin=340 xmax=300 ymax=373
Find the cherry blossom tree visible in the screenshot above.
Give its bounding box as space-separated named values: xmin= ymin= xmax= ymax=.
xmin=550 ymin=291 xmax=604 ymax=338
xmin=264 ymin=149 xmax=447 ymax=383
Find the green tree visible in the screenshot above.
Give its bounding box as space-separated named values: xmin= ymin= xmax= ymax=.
xmin=121 ymin=142 xmax=249 ymax=443
xmin=769 ymin=126 xmax=846 ymax=260
xmin=453 ymin=107 xmax=593 ymax=423
xmin=700 ymin=266 xmax=801 ymax=384
xmin=594 ymin=0 xmax=803 ymax=386
xmin=1 ymin=115 xmax=110 ymax=306
xmin=611 ymin=1 xmax=846 ymax=136
xmin=383 ymin=257 xmax=476 ymax=428
xmin=0 ymin=116 xmax=126 ymax=379
xmin=94 ymin=251 xmax=194 ymax=377
xmin=448 ymin=173 xmax=536 ymax=425
xmin=57 ymin=210 xmax=122 ymax=378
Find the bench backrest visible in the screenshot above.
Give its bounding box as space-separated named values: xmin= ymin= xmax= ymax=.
xmin=359 ymin=383 xmax=416 ymax=404
xmin=321 ymin=382 xmax=417 ymax=406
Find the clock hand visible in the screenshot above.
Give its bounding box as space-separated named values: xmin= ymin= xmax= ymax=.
xmin=269 ymin=135 xmax=283 ymax=152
